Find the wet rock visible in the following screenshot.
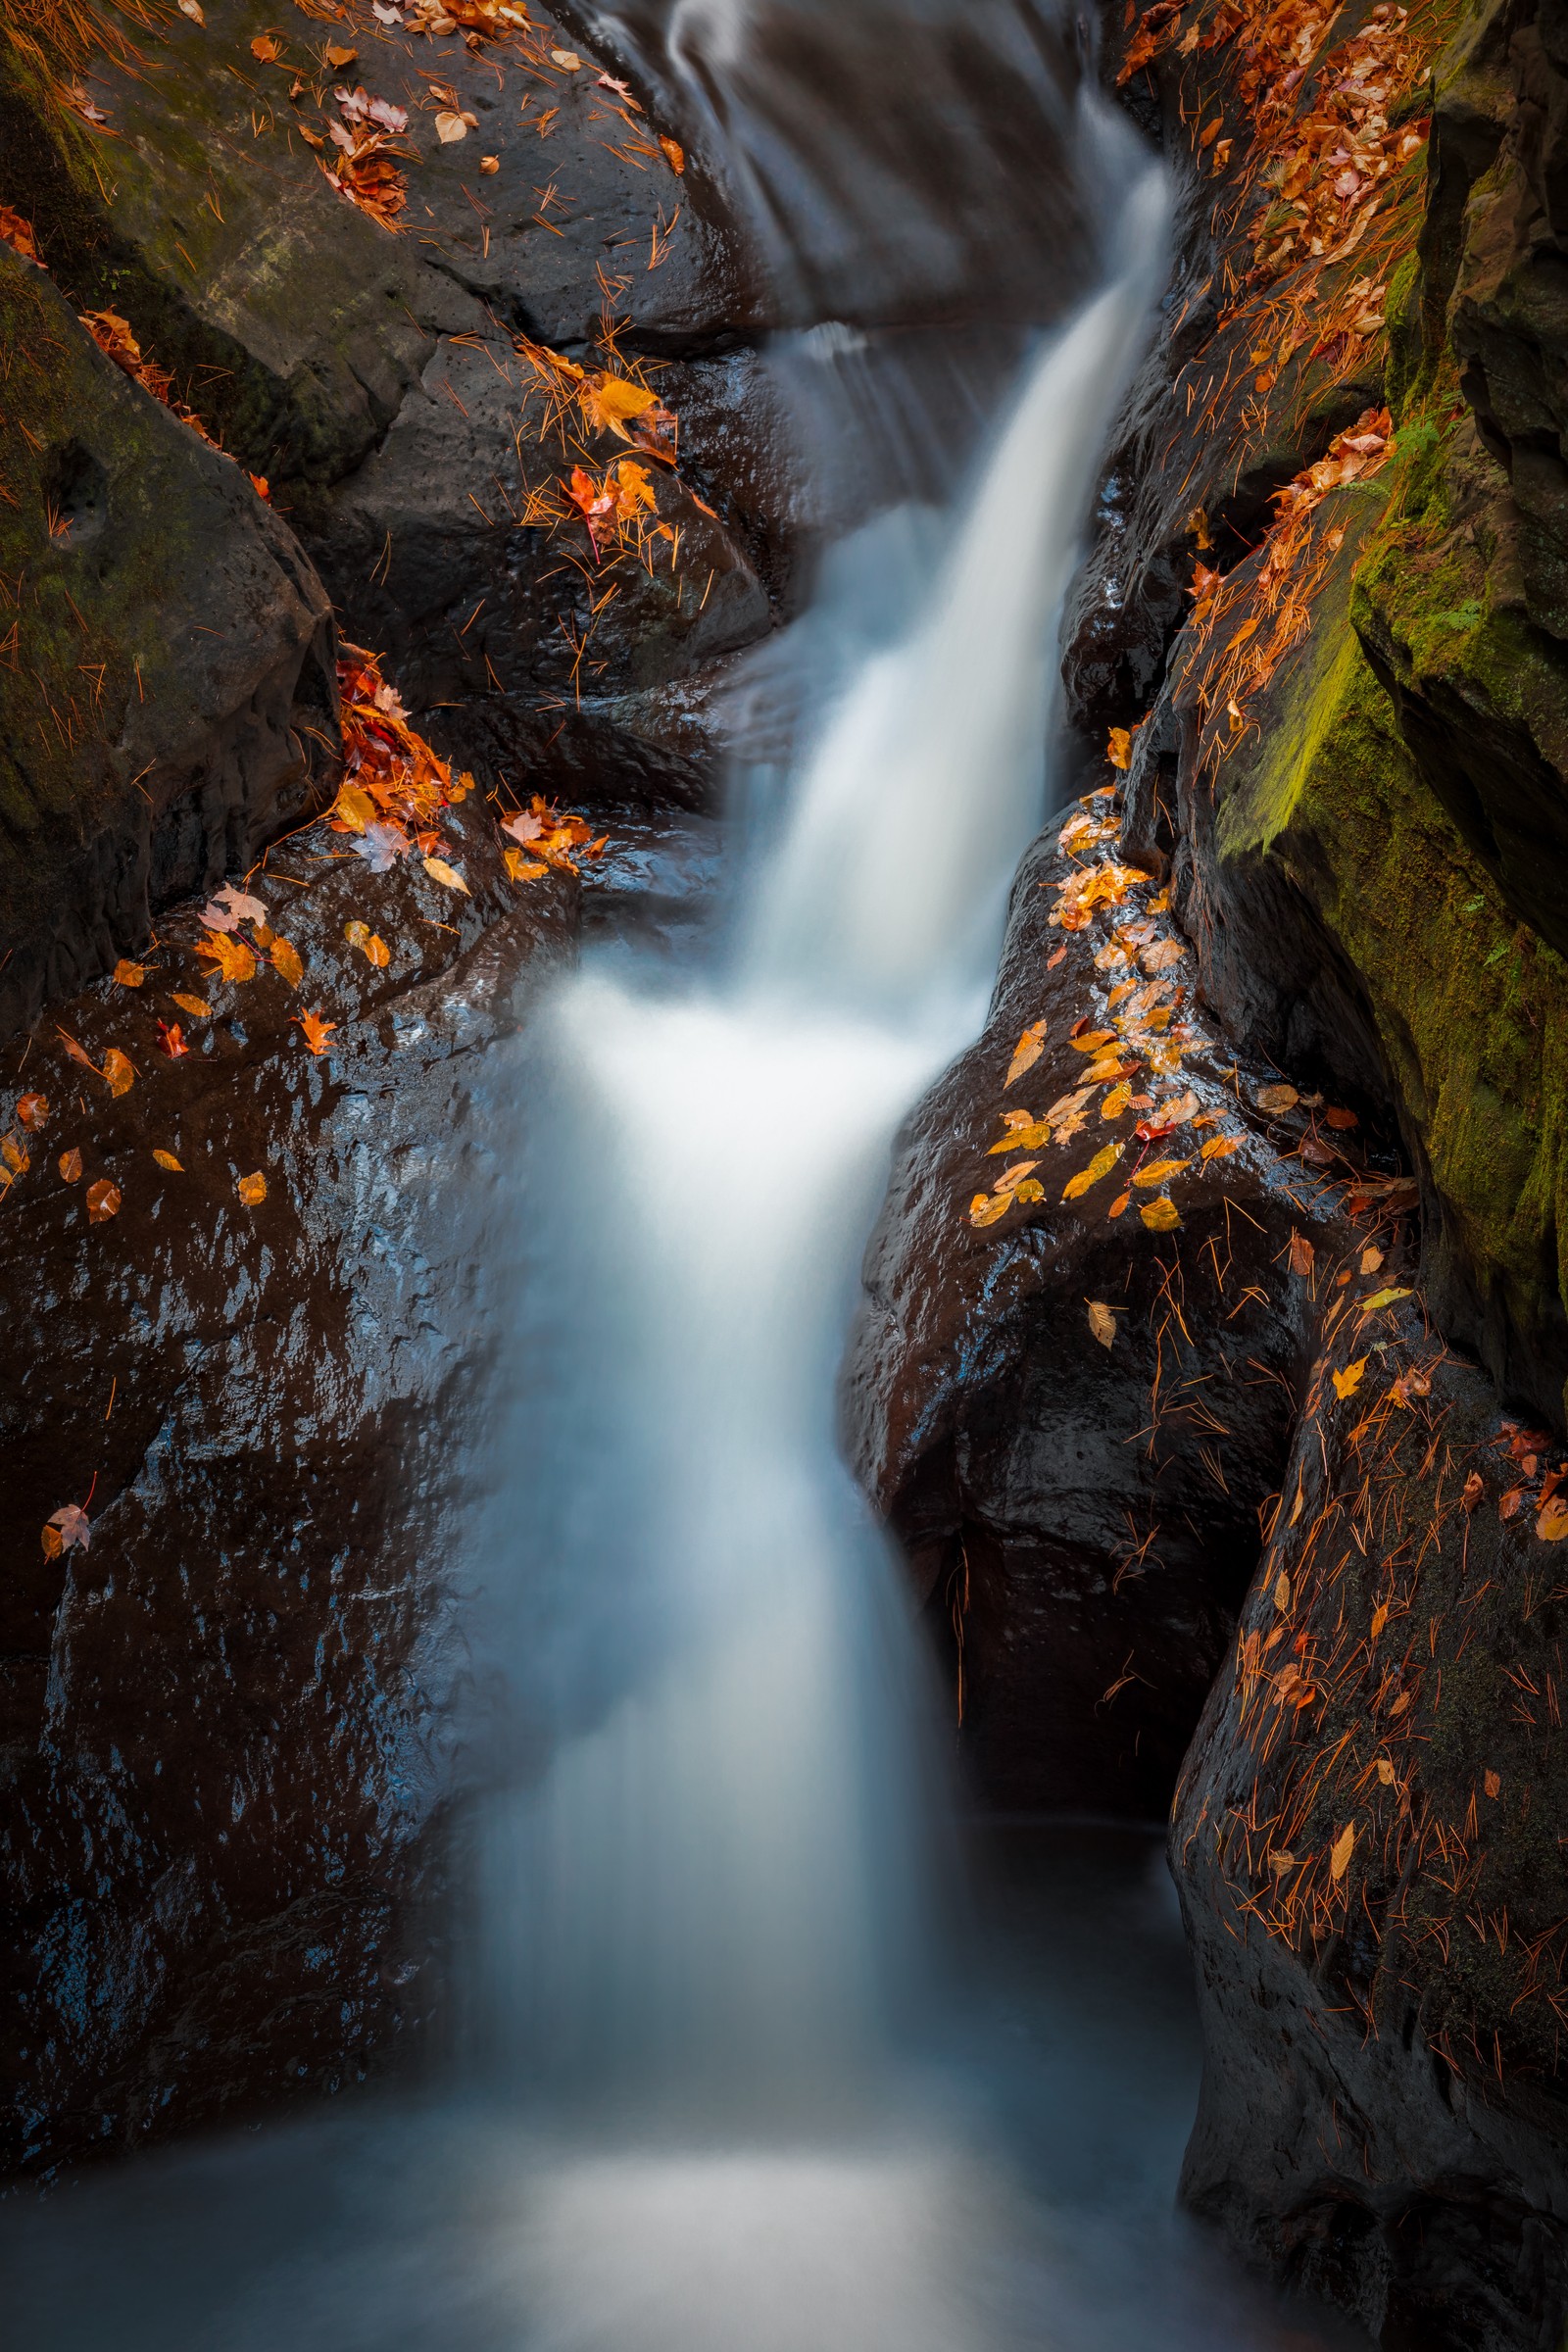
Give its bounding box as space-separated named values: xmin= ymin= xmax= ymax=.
xmin=847 ymin=806 xmax=1359 ymax=1815
xmin=1174 ymin=1285 xmax=1568 ymax=2350
xmin=0 ymin=788 xmax=576 ymax=2176
xmin=0 ymin=244 xmax=334 ymax=1047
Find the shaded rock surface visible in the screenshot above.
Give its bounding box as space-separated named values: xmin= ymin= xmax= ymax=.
xmin=0 ymin=786 xmax=575 ymax=2175
xmin=0 ymin=242 xmax=334 ymax=1045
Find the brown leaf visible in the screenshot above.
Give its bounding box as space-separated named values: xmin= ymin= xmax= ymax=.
xmin=1256 ymin=1083 xmax=1298 ymax=1114
xmin=113 ymin=958 xmax=146 ymax=986
xmin=17 ymin=1093 xmax=48 ymax=1132
xmin=1461 ymin=1471 xmax=1485 ymax=1513
xmin=1324 ymin=1104 xmax=1359 ymax=1130
xmin=86 ymin=1177 xmax=122 ymax=1223
xmin=1087 ymin=1299 xmax=1117 ymax=1348
xmin=1375 ymin=1758 xmax=1395 ymax=1786
xmin=1360 ymin=1246 xmax=1385 ymax=1275
xmin=236 ymin=1170 xmax=267 ymax=1206
xmin=1288 ymin=1229 xmax=1314 ymax=1279
xmin=435 ymin=110 xmax=468 ymax=142
xmin=58 ymin=1148 xmax=82 ymax=1183
xmin=1484 ymin=1769 xmax=1501 ymax=1799
xmin=55 ymin=1027 xmax=99 ymax=1077
xmin=1274 ymin=1571 xmax=1291 ymax=1610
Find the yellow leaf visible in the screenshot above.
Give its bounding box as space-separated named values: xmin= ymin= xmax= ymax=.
xmin=236 ymin=1170 xmax=267 ymax=1206
xmin=969 ymin=1191 xmax=1014 ymax=1228
xmin=1102 ymin=1081 xmax=1132 ymax=1120
xmin=581 ymin=372 xmax=661 ymax=438
xmin=1134 ymin=1156 xmax=1190 ymax=1188
xmin=344 ymin=920 xmax=391 ymax=968
xmin=1106 ymin=725 xmax=1133 ymax=770
xmin=1011 ymin=1178 xmax=1045 ymax=1203
xmin=1139 ymin=1195 xmax=1181 ymax=1231
xmin=1538 ymin=1499 xmax=1568 ymax=1543
xmin=1084 ymin=1054 xmax=1137 ymax=1083
xmin=1070 ymin=1029 xmax=1116 ymax=1054
xmin=1200 ymin=1133 xmax=1240 ymax=1160
xmin=1329 ymin=1823 xmax=1355 ymax=1883
xmin=422 ymin=856 xmax=470 ymax=894
xmin=988 ymin=1119 xmax=1051 ymax=1153
xmin=1333 ymin=1357 xmax=1367 ymax=1399
xmin=152 ymin=1149 xmax=183 ymax=1171
xmin=435 ymin=110 xmax=468 ymax=141
xmin=195 ymin=930 xmax=257 ymax=984
xmin=113 ymin=958 xmax=145 ymax=986
xmin=1274 ymin=1572 xmax=1291 ymax=1610
xmin=101 ymin=1048 xmax=136 ymax=1097
xmin=1359 ymin=1286 xmax=1412 ymax=1314
xmin=270 ymin=936 xmax=304 ymax=988
xmin=1005 ymin=1018 xmax=1048 ymax=1087
xmin=504 ymin=848 xmax=547 ymax=883
xmin=1087 ymin=1299 xmax=1117 ymax=1348
xmin=332 ymin=783 xmax=376 ymax=833
xmin=1063 ymin=1143 xmax=1123 ymax=1200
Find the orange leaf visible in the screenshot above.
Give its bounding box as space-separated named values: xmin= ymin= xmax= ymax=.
xmin=1329 ymin=1823 xmax=1355 ymax=1883
xmin=101 ymin=1047 xmax=136 ymax=1098
xmin=1102 ymin=1081 xmax=1133 ymax=1120
xmin=270 ymin=936 xmax=304 ymax=988
xmin=2 ymin=1136 xmax=29 ymax=1175
xmin=1200 ymin=1133 xmax=1240 ymax=1160
xmin=344 ymin=920 xmax=391 ymax=968
xmin=152 ymin=1149 xmax=183 ymax=1171
xmin=58 ymin=1148 xmax=82 ymax=1183
xmin=171 ymin=993 xmax=211 ymax=1019
xmin=1106 ymin=725 xmax=1134 ymax=770
xmin=1288 ymin=1230 xmax=1314 ymax=1278
xmin=86 ymin=1177 xmax=122 ymax=1223
xmin=1004 ymin=1019 xmax=1048 ymax=1086
xmin=195 ymin=930 xmax=257 ymax=984
xmin=158 ymin=1021 xmax=188 ymax=1059
xmin=659 ymin=135 xmax=685 ymax=172
xmin=1070 ymin=1029 xmax=1116 ymax=1054
xmin=17 ymin=1093 xmax=48 ymax=1131
xmin=294 ymin=1010 xmax=336 ymax=1055
xmin=113 ymin=958 xmax=146 ymax=986
xmin=250 ymin=29 xmax=284 ymax=61
xmin=55 ymin=1026 xmax=99 ymax=1076
xmin=236 ymin=1170 xmax=267 ymax=1206
xmin=504 ymin=848 xmax=547 ymax=883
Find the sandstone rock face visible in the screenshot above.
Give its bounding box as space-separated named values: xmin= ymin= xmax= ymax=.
xmin=0 ymin=244 xmax=334 ymax=1045
xmin=0 ymin=786 xmax=575 ymax=2175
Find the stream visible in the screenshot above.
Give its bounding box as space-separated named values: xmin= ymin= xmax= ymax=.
xmin=5 ymin=4 xmax=1369 ymax=2344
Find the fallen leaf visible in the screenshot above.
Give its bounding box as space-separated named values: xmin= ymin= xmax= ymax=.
xmin=206 ymin=883 xmax=268 ymax=930
xmin=324 ymin=42 xmax=357 ymax=65
xmin=1370 ymin=1602 xmax=1388 ymax=1640
xmin=1538 ymin=1498 xmax=1568 ymax=1543
xmin=435 ymin=111 xmax=468 ymax=141
xmin=86 ymin=1177 xmax=122 ymax=1223
xmin=1088 ymin=1299 xmax=1117 ymax=1348
xmin=270 ymin=936 xmax=304 ymax=988
xmin=1500 ymin=1487 xmax=1527 ymax=1522
xmin=1375 ymin=1758 xmax=1395 ymax=1787
xmin=1063 ymin=1143 xmax=1123 ymax=1200
xmin=294 ymin=1010 xmax=337 ymax=1055
xmin=344 ymin=920 xmax=392 ymax=968
xmin=659 ymin=135 xmax=685 ymax=172
xmin=1360 ymin=1246 xmax=1385 ymax=1275
xmin=178 ymin=0 xmax=205 ymax=20
xmin=1359 ymin=1286 xmax=1413 ymax=1314
xmin=1324 ymin=1105 xmax=1359 ymax=1130
xmin=158 ymin=1021 xmax=188 ymax=1059
xmin=1070 ymin=1030 xmax=1117 ymax=1054
xmin=1274 ymin=1572 xmax=1291 ymax=1609
xmin=236 ymin=1170 xmax=267 ymax=1206
xmin=56 ymin=1027 xmax=99 ymax=1076
xmin=1329 ymin=1823 xmax=1355 ymax=1883
xmin=1462 ymin=1471 xmax=1485 ymax=1513
xmin=1107 ymin=1188 xmax=1131 ymax=1218
xmin=250 ymin=30 xmax=285 ymax=62
xmin=989 ymin=1119 xmax=1052 ymax=1153
xmin=1133 ymin=1156 xmax=1191 ymax=1187
xmin=969 ymin=1191 xmax=1015 ymax=1227
xmin=113 ymin=959 xmax=145 ymax=987
xmin=504 ymin=848 xmax=547 ymax=882
xmin=355 ymin=821 xmax=412 ymax=872
xmin=1484 ymin=1769 xmax=1501 ymax=1799
xmin=480 ymin=153 xmax=499 ymax=172
xmin=58 ymin=1148 xmax=82 ymax=1183
xmin=17 ymin=1093 xmax=48 ymax=1131
xmin=2 ymin=1137 xmax=28 ymax=1175
xmin=1267 ymin=1849 xmax=1296 ymax=1874
xmin=152 ymin=1149 xmax=183 ymax=1171
xmin=551 ymin=46 xmax=582 ymax=67
xmin=1288 ymin=1230 xmax=1314 ymax=1279
xmin=195 ymin=930 xmax=257 ymax=984
xmin=1333 ymin=1357 xmax=1367 ymax=1399
xmin=46 ymin=1502 xmax=90 ymax=1552
xmin=1102 ymin=1081 xmax=1133 ymax=1120
xmin=1257 ymin=1083 xmax=1298 ymax=1114
xmin=422 ymin=855 xmax=470 ymax=894
xmin=1139 ymin=1195 xmax=1181 ymax=1231
xmin=170 ymin=993 xmax=211 ymax=1019
xmin=1200 ymin=1133 xmax=1240 ymax=1160
xmin=1141 ymin=938 xmax=1184 ymax=973
xmin=101 ymin=1048 xmax=136 ymax=1098
xmin=1106 ymin=725 xmax=1134 ymax=770
xmin=1005 ymin=1019 xmax=1048 ymax=1086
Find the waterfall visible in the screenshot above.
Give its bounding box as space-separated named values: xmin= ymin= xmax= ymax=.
xmin=479 ymin=160 xmax=1168 ymax=2139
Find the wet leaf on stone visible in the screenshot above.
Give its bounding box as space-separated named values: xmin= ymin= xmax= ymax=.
xmin=435 ymin=111 xmax=468 ymax=140
xmin=170 ymin=992 xmax=211 ymax=1019
xmin=236 ymin=1171 xmax=267 ymax=1206
xmin=1274 ymin=1572 xmax=1291 ymax=1609
xmin=1087 ymin=1299 xmax=1117 ymax=1348
xmin=1200 ymin=1133 xmax=1240 ymax=1160
xmin=1370 ymin=1602 xmax=1388 ymax=1639
xmin=504 ymin=848 xmax=547 ymax=883
xmin=58 ymin=1148 xmax=82 ymax=1183
xmin=422 ymin=855 xmax=470 ymax=894
xmin=1376 ymin=1758 xmax=1396 ymax=1786
xmin=101 ymin=1048 xmax=136 ymax=1098
xmin=1134 ymin=1157 xmax=1190 ymax=1188
xmin=1107 ymin=1187 xmax=1131 ymax=1218
xmin=86 ymin=1177 xmax=121 ymax=1222
xmin=2 ymin=1136 xmax=28 ymax=1175
xmin=43 ymin=1502 xmax=90 ymax=1556
xmin=344 ymin=920 xmax=391 ymax=968
xmin=56 ymin=1026 xmax=99 ymax=1076
xmin=1329 ymin=1823 xmax=1355 ymax=1882
xmin=1333 ymin=1356 xmax=1367 ymax=1399
xmin=659 ymin=135 xmax=685 ymax=172
xmin=250 ymin=30 xmax=285 ymax=62
xmin=989 ymin=1118 xmax=1051 ymax=1153
xmin=1063 ymin=1143 xmax=1123 ymax=1200
xmin=1538 ymin=1497 xmax=1568 ymax=1543
xmin=1256 ymin=1082 xmax=1298 ymax=1114
xmin=1288 ymin=1230 xmax=1314 ymax=1279
xmin=1070 ymin=1030 xmax=1116 ymax=1054
xmin=1484 ymin=1769 xmax=1501 ymax=1799
xmin=1106 ymin=725 xmax=1134 ymax=770
xmin=158 ymin=1022 xmax=188 ymax=1059
xmin=270 ymin=936 xmax=304 ymax=988
xmin=294 ymin=1010 xmax=336 ymax=1055
xmin=18 ymin=1093 xmax=48 ymax=1131
xmin=1324 ymin=1105 xmax=1359 ymax=1130
xmin=1359 ymin=1286 xmax=1412 ymax=1315
xmin=195 ymin=930 xmax=257 ymax=984
xmin=1141 ymin=938 xmax=1184 ymax=973
xmin=153 ymin=1149 xmax=183 ymax=1171
xmin=1004 ymin=1018 xmax=1047 ymax=1086
xmin=1139 ymin=1195 xmax=1181 ymax=1231
xmin=113 ymin=959 xmax=146 ymax=986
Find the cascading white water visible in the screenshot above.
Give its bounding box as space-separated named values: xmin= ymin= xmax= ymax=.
xmin=484 ymin=159 xmax=1168 ymax=2162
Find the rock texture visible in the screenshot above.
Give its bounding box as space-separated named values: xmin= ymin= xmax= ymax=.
xmin=0 ymin=783 xmax=575 ymax=2175
xmin=0 ymin=242 xmax=334 ymax=1045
